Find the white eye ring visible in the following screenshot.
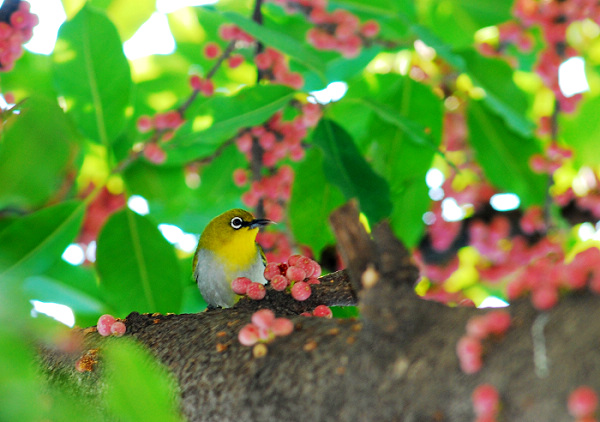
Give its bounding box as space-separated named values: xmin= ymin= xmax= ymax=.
xmin=230 ymin=217 xmax=243 ymax=229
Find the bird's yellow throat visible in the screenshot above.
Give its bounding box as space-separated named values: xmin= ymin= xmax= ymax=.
xmin=205 ymin=227 xmax=259 ymax=272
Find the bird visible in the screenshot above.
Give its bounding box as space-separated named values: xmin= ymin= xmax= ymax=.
xmin=193 ymin=209 xmax=272 ymax=308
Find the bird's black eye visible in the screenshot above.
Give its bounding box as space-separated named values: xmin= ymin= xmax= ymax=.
xmin=230 ymin=217 xmax=243 ymax=229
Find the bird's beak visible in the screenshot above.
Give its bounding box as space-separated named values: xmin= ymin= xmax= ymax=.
xmin=247 ymin=218 xmax=273 ymax=229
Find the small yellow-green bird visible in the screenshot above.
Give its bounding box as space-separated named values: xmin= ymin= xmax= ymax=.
xmin=193 ymin=209 xmax=272 ymax=308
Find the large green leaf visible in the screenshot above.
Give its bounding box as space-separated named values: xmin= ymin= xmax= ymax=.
xmin=104 ymin=339 xmax=184 ymax=422
xmin=312 ymin=119 xmax=392 ymax=223
xmin=419 ymin=0 xmax=511 ymax=48
xmin=96 ymin=209 xmax=182 ymax=315
xmin=289 ymin=148 xmax=346 ymax=256
xmin=23 ymin=276 xmax=108 ymax=322
xmin=53 ymin=4 xmax=132 ymax=146
xmin=468 ymin=101 xmax=547 ymax=207
xmin=0 ymin=201 xmax=85 ymax=280
xmin=0 ymin=96 xmax=80 ymax=210
xmin=168 ymin=85 xmax=295 ymax=164
xmin=364 ymin=75 xmax=442 ymax=247
xmin=460 ymin=49 xmax=535 ymax=137
xmin=561 ymin=95 xmax=600 ymax=166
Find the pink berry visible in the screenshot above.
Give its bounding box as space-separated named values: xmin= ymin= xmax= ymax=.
xmin=361 ymin=20 xmax=380 ymax=38
xmin=204 ymin=42 xmax=221 ymax=59
xmin=228 ymin=54 xmax=244 ymax=68
xmin=238 ymin=323 xmax=259 ymax=346
xmin=255 ymin=51 xmax=272 ymax=70
xmin=136 ymin=115 xmax=153 ymax=133
xmin=231 ymin=276 xmax=251 ymax=295
xmin=486 ymin=311 xmax=511 ymax=336
xmin=110 ymin=321 xmax=126 ymax=337
xmin=291 ymin=281 xmax=311 ymax=301
xmin=288 ymin=254 xmax=303 ymax=266
xmin=312 ymin=305 xmax=332 ymax=318
xmin=270 ymin=317 xmax=294 ymax=336
xmin=531 ymin=286 xmax=558 ymax=310
xmin=251 ymin=309 xmax=275 ymax=330
xmin=199 ymin=79 xmax=215 ymax=97
xmin=300 ymin=312 xmax=312 ymax=317
xmin=306 ymin=277 xmax=320 ymax=285
xmin=270 ymin=274 xmax=289 ymax=291
xmin=472 ymin=384 xmax=500 ymax=417
xmin=456 ymin=336 xmax=483 ymax=374
xmin=190 ymin=75 xmax=202 ymax=91
xmin=97 ymin=314 xmax=116 ymax=337
xmin=466 ymin=316 xmax=489 ymax=339
xmin=232 ymin=168 xmax=248 ymax=187
xmin=236 ymin=132 xmax=253 ymax=154
xmin=286 ymin=265 xmax=307 ymax=282
xmin=293 ymin=256 xmax=312 ymax=276
xmin=259 ymin=131 xmax=277 ymax=150
xmin=568 ymin=386 xmax=598 ymax=418
xmin=264 ymin=262 xmax=283 ymax=280
xmin=143 ymin=143 xmax=167 ymax=164
xmin=246 ymin=282 xmax=266 ymax=300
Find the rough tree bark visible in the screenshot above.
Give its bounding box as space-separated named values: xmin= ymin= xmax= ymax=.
xmin=41 ymin=201 xmax=600 ymax=421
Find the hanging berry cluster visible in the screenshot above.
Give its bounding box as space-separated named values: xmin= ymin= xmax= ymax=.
xmin=0 ymin=0 xmax=38 ymax=72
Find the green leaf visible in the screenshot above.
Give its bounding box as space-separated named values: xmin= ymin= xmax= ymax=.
xmin=363 ymin=75 xmax=442 ymax=247
xmin=312 ymin=119 xmax=392 ymax=222
xmin=53 ymin=4 xmax=132 ymax=146
xmin=0 ymin=52 xmax=56 ymax=99
xmin=468 ymin=101 xmax=547 ymax=207
xmin=168 ymin=85 xmax=295 ymax=164
xmin=103 ymin=339 xmax=184 ymax=422
xmin=23 ymin=276 xmax=108 ymax=321
xmin=409 ymin=24 xmax=466 ymax=69
xmin=360 ymin=98 xmax=440 ymax=152
xmin=419 ymin=0 xmax=511 ymax=48
xmin=105 ymin=0 xmax=156 ymax=41
xmin=289 ymin=148 xmax=346 ymax=256
xmin=0 ymin=96 xmax=80 ymax=210
xmin=460 ymin=49 xmax=535 ymax=137
xmin=561 ymin=95 xmax=600 ymax=166
xmin=96 ymin=209 xmax=182 ymax=315
xmin=223 ymin=11 xmax=326 ymax=81
xmin=331 ymin=0 xmax=416 ymax=19
xmin=0 ymin=201 xmax=85 ymax=280
xmin=180 ymin=144 xmax=247 ymax=233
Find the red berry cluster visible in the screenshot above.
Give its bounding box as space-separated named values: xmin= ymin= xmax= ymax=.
xmin=472 ymin=383 xmax=501 ymax=422
xmin=231 ymin=277 xmax=267 ymax=301
xmin=507 ymin=245 xmax=600 ymax=310
xmin=530 ymin=142 xmax=573 ymax=174
xmin=269 ymin=0 xmax=380 ymax=58
xmin=264 ymin=254 xmax=322 ymax=301
xmin=0 ymin=1 xmax=38 ymax=72
xmin=236 ymin=165 xmax=294 ymax=223
xmin=568 ymin=386 xmax=598 ymax=421
xmin=203 ymin=40 xmax=244 ymax=69
xmin=96 ymin=314 xmax=126 ymax=337
xmin=135 ymin=74 xmax=217 ymax=165
xmin=499 ymin=0 xmax=599 ymax=113
xmin=233 ymin=103 xmax=321 ymax=225
xmin=219 ymin=23 xmax=254 ymax=44
xmin=255 ymin=47 xmax=304 ymax=89
xmin=238 ymin=309 xmax=294 ymax=346
xmin=457 ymin=310 xmax=511 ymax=374
xmin=301 ymin=304 xmax=333 ymax=318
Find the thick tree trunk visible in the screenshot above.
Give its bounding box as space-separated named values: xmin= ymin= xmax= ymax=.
xmin=41 ymin=202 xmax=600 ymax=421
